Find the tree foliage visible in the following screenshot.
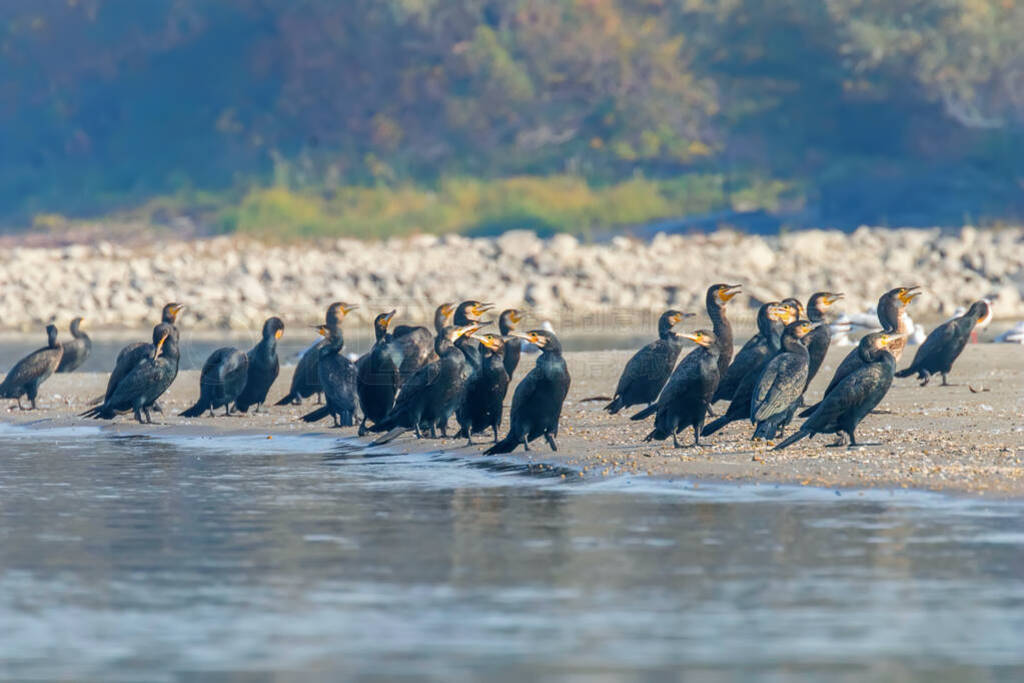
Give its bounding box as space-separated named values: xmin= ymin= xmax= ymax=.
xmin=0 ymin=0 xmax=1021 ymax=228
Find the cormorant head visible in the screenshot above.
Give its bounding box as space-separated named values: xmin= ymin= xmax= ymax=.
xmin=69 ymin=317 xmax=86 ymax=335
xmin=786 ymin=320 xmax=819 ymax=340
xmin=45 ymin=324 xmax=59 ymax=347
xmin=372 ymin=310 xmax=396 ymax=339
xmin=454 ymin=300 xmax=494 ymax=325
xmin=263 ymin=316 xmax=285 ymax=340
xmin=895 ymin=286 xmax=922 ymax=305
xmin=499 ymin=309 xmax=523 ymax=334
xmin=512 ymin=329 xmax=561 ymax=352
xmin=810 ymin=292 xmax=843 ymax=313
xmin=770 ymin=302 xmax=797 ymax=326
xmin=659 ymin=309 xmax=695 ymax=336
xmin=472 ymin=333 xmax=506 ymax=353
xmin=325 ymin=302 xmax=359 ymax=326
xmin=679 ymin=329 xmax=717 ymax=348
xmin=162 ymin=303 xmax=185 ymax=324
xmin=969 ymin=300 xmax=993 ymax=328
xmin=708 ymin=284 xmax=742 ymax=309
xmin=781 ymin=298 xmax=806 ymax=321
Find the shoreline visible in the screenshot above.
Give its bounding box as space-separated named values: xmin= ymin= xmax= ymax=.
xmin=2 ymin=345 xmax=1021 ymax=498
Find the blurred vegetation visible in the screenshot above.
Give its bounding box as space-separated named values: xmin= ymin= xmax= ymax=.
xmin=1 ymin=0 xmax=1022 ymax=238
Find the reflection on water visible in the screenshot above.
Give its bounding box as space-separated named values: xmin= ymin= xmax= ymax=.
xmin=0 ymin=425 xmax=1022 ymax=681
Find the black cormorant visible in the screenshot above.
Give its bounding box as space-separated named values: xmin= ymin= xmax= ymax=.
xmin=750 ymin=320 xmax=817 ymax=440
xmin=81 ymin=323 xmax=180 ymax=423
xmin=706 ymin=284 xmax=742 ymax=380
xmin=456 ymin=333 xmax=510 ymax=444
xmin=301 ymin=322 xmax=358 ymax=427
xmin=180 ymin=348 xmax=250 ymax=417
xmin=632 ymin=330 xmax=720 ymax=448
xmin=712 ymin=302 xmax=791 ymax=404
xmin=604 ymin=309 xmax=693 ymax=414
xmin=370 ymin=324 xmax=480 ymax=443
xmin=799 ymin=286 xmax=919 ymax=417
xmin=356 ymin=310 xmax=400 ymax=435
xmin=100 ymin=303 xmax=183 ymax=406
xmin=56 ymin=317 xmax=91 ymax=373
xmin=498 ymin=308 xmax=524 ymax=377
xmin=0 ymin=324 xmax=62 ymax=410
xmin=804 ymin=292 xmax=843 ymax=388
xmin=896 ymin=300 xmax=992 ymax=386
xmin=234 ymin=317 xmax=285 ymax=413
xmin=701 ymin=304 xmax=791 ymax=437
xmin=484 ymin=329 xmax=570 ymax=454
xmin=276 ymin=302 xmax=357 ymax=405
xmin=390 ymin=302 xmax=454 ymax=385
xmin=774 ymin=332 xmax=902 ymax=450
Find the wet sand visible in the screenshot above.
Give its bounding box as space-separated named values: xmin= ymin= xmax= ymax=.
xmin=3 ymin=344 xmax=1022 ymax=497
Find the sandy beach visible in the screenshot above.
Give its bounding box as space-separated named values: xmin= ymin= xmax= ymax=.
xmin=3 ymin=342 xmax=1021 ymax=497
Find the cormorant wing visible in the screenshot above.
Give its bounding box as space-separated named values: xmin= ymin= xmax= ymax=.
xmin=752 ymin=354 xmax=806 ymax=423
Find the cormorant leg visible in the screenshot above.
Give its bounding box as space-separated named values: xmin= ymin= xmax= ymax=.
xmin=316 ymin=392 xmax=323 ymax=405
xmin=544 ymin=433 xmax=558 ymax=451
xmin=414 ymin=424 xmax=423 ymax=439
xmin=254 ymin=403 xmax=261 ymax=414
xmin=706 ymin=406 xmax=717 ymax=418
xmin=522 ymin=435 xmax=530 ymax=451
xmin=224 ymin=404 xmax=231 ymax=416
xmin=358 ymin=418 xmax=367 ymax=437
xmin=672 ymin=432 xmax=681 ymax=448
xmin=466 ymin=432 xmax=474 ymax=447
xmin=144 ymin=407 xmax=154 ymax=424
xmin=16 ymin=397 xmax=25 ymax=410
xmin=30 ymin=397 xmax=38 ymax=410
xmin=429 ymin=423 xmax=438 ymax=439
xmin=133 ymin=407 xmax=143 ymax=423
xmin=439 ymin=422 xmax=448 ymax=438
xmin=492 ymin=424 xmax=499 ymax=443
xmin=208 ymin=406 xmax=215 ymax=418
xmin=152 ymin=402 xmax=163 ymax=413
xmin=919 ymin=372 xmax=930 ymax=387
xmin=692 ymin=426 xmax=700 ymax=447
xmin=941 ymin=373 xmax=951 ymax=386
xmin=847 ymin=430 xmax=858 ymax=447
xmin=826 ymin=433 xmax=847 ymax=447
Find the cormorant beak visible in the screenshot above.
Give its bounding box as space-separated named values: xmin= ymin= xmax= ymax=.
xmin=274 ymin=328 xmax=284 ymax=339
xmin=316 ymin=325 xmax=330 ymax=337
xmin=440 ymin=303 xmax=455 ymax=319
xmin=169 ymin=304 xmax=185 ymax=320
xmin=154 ymin=332 xmax=169 ymax=359
xmin=770 ymin=305 xmax=794 ymax=324
xmin=511 ymin=331 xmax=545 ymax=346
xmin=880 ymin=332 xmax=909 ymax=348
xmin=977 ymin=302 xmax=993 ymax=328
xmin=898 ymin=286 xmax=922 ymax=304
xmin=340 ymin=303 xmax=360 ymax=316
xmin=452 ymin=324 xmax=480 ymax=340
xmin=471 ymin=302 xmax=494 ymax=316
xmin=680 ymin=331 xmax=709 ymax=347
xmin=472 ymin=334 xmax=503 ymax=352
xmin=719 ymin=285 xmax=742 ymax=303
xmin=508 ymin=310 xmax=523 ymax=324
xmin=671 ymin=312 xmax=696 ymax=326
xmin=823 ymin=293 xmax=844 ymax=307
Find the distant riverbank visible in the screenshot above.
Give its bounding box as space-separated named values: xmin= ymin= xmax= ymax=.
xmin=0 ymin=226 xmax=1021 ymax=332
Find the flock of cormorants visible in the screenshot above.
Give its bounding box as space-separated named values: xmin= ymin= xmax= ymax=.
xmin=0 ymin=282 xmax=992 ymax=454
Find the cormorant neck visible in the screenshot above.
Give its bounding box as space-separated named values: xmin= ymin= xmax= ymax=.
xmin=781 ymin=334 xmax=807 ymax=354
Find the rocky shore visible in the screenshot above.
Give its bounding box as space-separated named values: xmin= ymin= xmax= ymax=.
xmin=1 ymin=226 xmax=1022 ymax=332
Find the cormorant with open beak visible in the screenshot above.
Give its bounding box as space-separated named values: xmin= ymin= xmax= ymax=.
xmin=705 ymin=284 xmax=742 ymax=380
xmin=804 ymin=292 xmax=844 ymax=388
xmin=451 ymin=300 xmax=494 ymax=368
xmin=484 ymin=329 xmax=570 ymax=454
xmin=896 ymin=300 xmax=992 ymax=386
xmin=605 ymin=309 xmax=694 ymax=415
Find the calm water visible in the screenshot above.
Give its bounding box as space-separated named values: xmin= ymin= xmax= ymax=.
xmin=0 ymin=424 xmax=1022 ymax=681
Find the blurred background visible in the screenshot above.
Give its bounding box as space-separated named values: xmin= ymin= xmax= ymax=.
xmin=2 ymin=0 xmax=1023 ymax=241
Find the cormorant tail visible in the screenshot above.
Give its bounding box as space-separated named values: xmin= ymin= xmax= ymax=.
xmin=371 ymin=426 xmax=409 ymax=446
xmin=603 ymin=396 xmax=623 ymax=414
xmin=752 ymin=419 xmax=779 ymax=441
xmin=86 ymin=393 xmax=104 ymax=407
xmin=274 ymin=392 xmax=299 ymax=406
xmin=894 ymin=366 xmax=916 ymax=378
xmin=772 ymin=429 xmax=809 ymax=451
xmin=483 ymin=435 xmax=517 ymax=455
xmin=701 ymin=414 xmax=732 ymax=437
xmin=180 ymin=400 xmax=210 ymax=418
xmin=80 ymin=405 xmax=113 ymax=420
xmin=630 ymin=404 xmax=658 ymax=421
xmin=798 ymin=402 xmax=819 ymax=418
xmin=301 ymin=406 xmax=330 ymax=423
